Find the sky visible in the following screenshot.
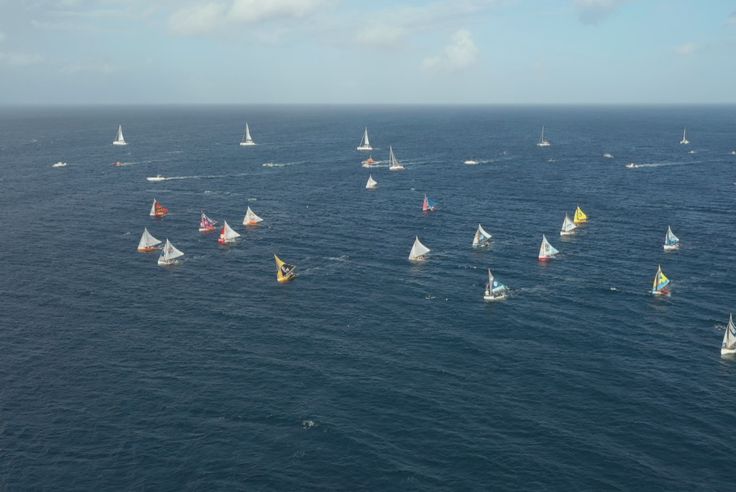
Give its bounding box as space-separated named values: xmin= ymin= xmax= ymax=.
xmin=0 ymin=0 xmax=735 ymax=104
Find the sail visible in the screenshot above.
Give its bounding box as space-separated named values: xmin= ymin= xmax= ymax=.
xmin=652 ymin=265 xmax=670 ymax=292
xmin=149 ymin=199 xmax=168 ymax=217
xmin=366 ymin=175 xmax=377 ymax=189
xmin=561 ymin=213 xmax=577 ymax=234
xmin=219 ymin=220 xmax=241 ymax=242
xmin=422 ymin=195 xmax=430 ymax=212
xmin=357 ymin=127 xmax=372 ymax=150
xmin=486 ymin=268 xmax=507 ymax=294
xmin=274 ymin=254 xmax=296 ymax=282
xmin=472 ymin=224 xmax=492 ymax=247
xmin=137 ymin=227 xmax=161 ymax=251
xmin=113 ymin=124 xmax=126 ymax=144
xmin=665 ymin=226 xmax=679 ymax=245
xmin=539 ymin=234 xmax=559 ymax=258
xmin=159 ymin=239 xmax=184 ymax=264
xmin=243 ymin=206 xmax=263 ymax=225
xmin=680 ymin=128 xmax=688 ymax=144
xmin=199 ymin=212 xmax=217 ymax=231
xmin=574 ymin=206 xmax=588 ymax=224
xmin=723 ymin=314 xmax=736 ymax=351
xmin=241 ymin=122 xmax=255 ymax=145
xmin=389 ymin=146 xmax=404 ymax=170
xmin=409 ymin=236 xmax=430 ymax=260
xmin=149 ymin=199 xmax=157 ymax=216
xmin=539 ymin=126 xmax=545 ymax=143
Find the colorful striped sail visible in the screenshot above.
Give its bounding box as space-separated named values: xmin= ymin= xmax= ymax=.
xmin=651 ymin=265 xmax=670 ymax=295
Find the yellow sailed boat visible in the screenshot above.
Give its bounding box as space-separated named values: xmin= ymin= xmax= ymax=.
xmin=574 ymin=205 xmax=588 ymax=224
xmin=274 ymin=254 xmax=296 ymax=283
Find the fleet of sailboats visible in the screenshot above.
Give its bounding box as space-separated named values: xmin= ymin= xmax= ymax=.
xmin=243 ymin=207 xmax=263 ymax=226
xmin=472 ymin=224 xmax=492 ymax=248
xmin=137 ymin=228 xmax=162 ymax=252
xmin=240 ymin=122 xmax=256 ymax=146
xmin=663 ymin=226 xmax=679 ymax=251
xmin=149 ymin=199 xmax=168 ymax=218
xmin=388 ymin=146 xmax=405 ymax=171
xmin=536 ymin=126 xmax=551 ymax=147
xmin=680 ymin=128 xmax=689 ymax=145
xmin=651 ymin=265 xmax=670 ymax=296
xmin=274 ymin=255 xmax=296 ymax=283
xmin=538 ymin=234 xmax=559 ymax=261
xmin=722 ymin=314 xmax=736 ymax=356
xmin=357 ymin=128 xmax=372 ymax=151
xmin=409 ymin=236 xmax=430 ymax=261
xmin=158 ymin=239 xmax=184 ymax=266
xmin=113 ymin=125 xmax=127 ymax=146
xmin=199 ymin=212 xmax=217 ymax=233
xmin=560 ymin=213 xmax=577 ymax=236
xmin=218 ymin=220 xmax=241 ymax=245
xmin=483 ymin=268 xmax=508 ymax=301
xmin=365 ymin=174 xmax=377 ymax=189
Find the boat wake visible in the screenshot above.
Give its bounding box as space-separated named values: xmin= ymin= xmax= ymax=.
xmin=262 ymin=161 xmax=302 ymax=168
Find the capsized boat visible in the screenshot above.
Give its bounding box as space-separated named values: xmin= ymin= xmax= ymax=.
xmin=388 ymin=146 xmax=405 ymax=171
xmin=149 ymin=198 xmax=168 ymax=218
xmin=536 ymin=126 xmax=551 ymax=147
xmin=721 ymin=314 xmax=736 ymax=356
xmin=137 ymin=227 xmax=162 ymax=252
xmin=680 ymin=128 xmax=689 ymax=145
xmin=483 ymin=268 xmax=508 ymax=301
xmin=365 ymin=174 xmax=378 ymax=189
xmin=422 ymin=194 xmax=437 ymax=212
xmin=663 ymin=226 xmax=679 ymax=251
xmin=240 ymin=122 xmax=256 ymax=146
xmin=573 ymin=205 xmax=588 ymax=224
xmin=560 ymin=213 xmax=577 ymax=236
xmin=218 ymin=220 xmax=241 ymax=245
xmin=51 ymin=161 xmax=67 ymax=168
xmin=146 ymin=175 xmax=166 ymax=182
xmin=651 ymin=265 xmax=670 ymax=295
xmin=113 ymin=124 xmax=127 ymax=146
xmin=199 ymin=211 xmax=217 ymax=233
xmin=538 ymin=234 xmax=559 ymax=261
xmin=243 ymin=206 xmax=263 ymax=226
xmin=361 ymin=155 xmax=378 ymax=167
xmin=274 ymin=254 xmax=296 ymax=283
xmin=409 ymin=236 xmax=430 ymax=261
xmin=357 ymin=127 xmax=373 ymax=151
xmin=158 ymin=239 xmax=184 ymax=266
xmin=472 ymin=224 xmax=492 ymax=248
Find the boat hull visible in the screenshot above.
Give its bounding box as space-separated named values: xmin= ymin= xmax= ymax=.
xmin=389 ymin=167 xmax=405 ymax=172
xmin=483 ymin=292 xmax=508 ymax=302
xmin=137 ymin=246 xmax=159 ymax=253
xmin=652 ymin=288 xmax=670 ymax=296
xmin=199 ymin=227 xmax=216 ymax=233
xmin=240 ymin=142 xmax=256 ymax=147
xmin=721 ymin=347 xmax=736 ymax=356
xmin=538 ymin=256 xmax=554 ymax=262
xmin=560 ymin=231 xmax=575 ymax=236
xmin=537 ymin=142 xmax=551 ymax=147
xmin=157 ymin=259 xmax=178 ymax=266
xmin=243 ymin=221 xmax=261 ymax=226
xmin=151 ymin=213 xmax=167 ymax=218
xmin=663 ymin=244 xmax=679 ymax=252
xmin=357 ymin=145 xmax=373 ymax=151
xmin=112 ymin=141 xmax=127 ymax=146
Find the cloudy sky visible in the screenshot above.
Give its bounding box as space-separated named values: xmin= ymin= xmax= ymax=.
xmin=0 ymin=0 xmax=734 ymax=104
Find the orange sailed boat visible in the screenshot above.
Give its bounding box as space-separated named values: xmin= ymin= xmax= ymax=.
xmin=149 ymin=198 xmax=169 ymax=218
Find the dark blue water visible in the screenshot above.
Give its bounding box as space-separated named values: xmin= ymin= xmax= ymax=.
xmin=1 ymin=105 xmax=735 ymax=490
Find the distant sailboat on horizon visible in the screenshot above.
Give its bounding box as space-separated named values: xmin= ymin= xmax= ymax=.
xmin=536 ymin=126 xmax=551 ymax=147
xmin=680 ymin=128 xmax=689 ymax=145
xmin=240 ymin=122 xmax=256 ymax=146
xmin=113 ymin=124 xmax=127 ymax=146
xmin=357 ymin=127 xmax=373 ymax=151
xmin=388 ymin=146 xmax=405 ymax=171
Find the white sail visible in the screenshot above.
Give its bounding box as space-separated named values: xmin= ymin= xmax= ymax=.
xmin=137 ymin=227 xmax=161 ymax=251
xmin=357 ymin=127 xmax=373 ymax=151
xmin=388 ymin=146 xmax=405 ymax=171
xmin=680 ymin=128 xmax=689 ymax=145
xmin=240 ymin=122 xmax=256 ymax=146
xmin=221 ymin=220 xmax=241 ymax=241
xmin=484 ymin=268 xmax=508 ymax=300
xmin=472 ymin=224 xmax=492 ymax=247
xmin=243 ymin=206 xmax=263 ymax=225
xmin=365 ymin=174 xmax=378 ymax=189
xmin=664 ymin=225 xmax=680 ymax=250
xmin=149 ymin=199 xmax=157 ymax=217
xmin=409 ymin=236 xmax=430 ymax=261
xmin=723 ymin=314 xmax=736 ymax=353
xmin=158 ymin=239 xmax=184 ymax=265
xmin=113 ymin=124 xmax=127 ymax=145
xmin=560 ymin=213 xmax=577 ymax=235
xmin=539 ymin=234 xmax=559 ymax=258
xmin=537 ymin=126 xmax=550 ymax=147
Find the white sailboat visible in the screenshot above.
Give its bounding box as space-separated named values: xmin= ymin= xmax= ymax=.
xmin=240 ymin=122 xmax=256 ymax=146
xmin=472 ymin=224 xmax=492 ymax=248
xmin=663 ymin=226 xmax=679 ymax=251
xmin=560 ymin=213 xmax=577 ymax=236
xmin=408 ymin=236 xmax=430 ymax=261
xmin=464 ymin=159 xmax=479 ymax=165
xmin=357 ymin=127 xmax=373 ymax=151
xmin=680 ymin=128 xmax=689 ymax=145
xmin=365 ymin=174 xmax=378 ymax=189
xmin=157 ymin=239 xmax=184 ymax=266
xmin=242 ymin=206 xmax=263 ymax=226
xmin=722 ymin=314 xmax=736 ymax=356
xmin=218 ymin=220 xmax=241 ymax=244
xmin=483 ymin=268 xmax=508 ymax=301
xmin=536 ymin=126 xmax=551 ymax=147
xmin=137 ymin=227 xmax=162 ymax=252
xmin=538 ymin=234 xmax=559 ymax=261
xmin=113 ymin=125 xmax=127 ymax=146
xmin=146 ymin=175 xmax=166 ymax=182
xmin=388 ymin=146 xmax=405 ymax=171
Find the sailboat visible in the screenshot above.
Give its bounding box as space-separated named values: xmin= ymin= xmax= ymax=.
xmin=240 ymin=122 xmax=256 ymax=146
xmin=422 ymin=194 xmax=437 ymax=212
xmin=680 ymin=128 xmax=689 ymax=145
xmin=362 ymin=155 xmax=378 ymax=167
xmin=149 ymin=199 xmax=168 ymax=218
xmin=536 ymin=126 xmax=551 ymax=147
xmin=663 ymin=226 xmax=680 ymax=251
xmin=157 ymin=239 xmax=184 ymax=266
xmin=573 ymin=205 xmax=588 ymax=224
xmin=274 ymin=254 xmax=296 ymax=283
xmin=365 ymin=174 xmax=378 ymax=189
xmin=388 ymin=146 xmax=405 ymax=171
xmin=472 ymin=224 xmax=492 ymax=248
xmin=218 ymin=220 xmax=241 ymax=245
xmin=408 ymin=236 xmax=430 ymax=261
xmin=538 ymin=234 xmax=559 ymax=261
xmin=483 ymin=268 xmax=509 ymax=301
xmin=651 ymin=265 xmax=671 ymax=296
xmin=243 ymin=206 xmax=263 ymax=226
xmin=560 ymin=213 xmax=577 ymax=236
xmin=199 ymin=211 xmax=217 ymax=233
xmin=113 ymin=124 xmax=127 ymax=146
xmin=137 ymin=227 xmax=162 ymax=252
xmin=721 ymin=314 xmax=736 ymax=356
xmin=357 ymin=127 xmax=373 ymax=151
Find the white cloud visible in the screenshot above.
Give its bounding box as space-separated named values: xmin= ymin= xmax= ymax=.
xmin=169 ymin=2 xmax=226 ymax=36
xmin=422 ymin=29 xmax=478 ymax=72
xmin=675 ymin=42 xmax=696 ymax=56
xmin=0 ymin=51 xmax=44 ymax=66
xmin=574 ymin=0 xmax=627 ymax=24
xmin=228 ymin=0 xmax=327 ymax=23
xmin=355 ymin=25 xmax=407 ymax=48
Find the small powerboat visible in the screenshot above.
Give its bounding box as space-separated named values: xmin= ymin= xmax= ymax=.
xmin=464 ymin=159 xmax=479 ymax=165
xmin=146 ymin=175 xmax=166 ymax=182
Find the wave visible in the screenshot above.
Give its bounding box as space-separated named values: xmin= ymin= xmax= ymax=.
xmin=262 ymin=161 xmax=303 ymax=168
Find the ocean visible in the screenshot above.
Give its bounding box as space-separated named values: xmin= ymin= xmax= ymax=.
xmin=1 ymin=105 xmax=735 ymax=490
